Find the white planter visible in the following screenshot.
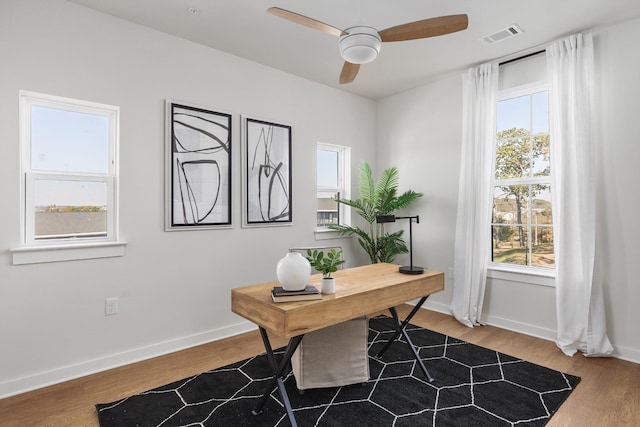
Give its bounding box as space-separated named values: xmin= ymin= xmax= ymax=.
xmin=276 ymin=252 xmax=311 ymax=291
xmin=321 ymin=277 xmax=335 ymax=294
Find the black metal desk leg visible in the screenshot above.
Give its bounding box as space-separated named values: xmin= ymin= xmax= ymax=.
xmin=375 ymin=296 xmax=434 ymax=382
xmin=251 ymin=327 xmax=303 ymax=427
xmin=376 ymin=296 xmax=429 ymax=358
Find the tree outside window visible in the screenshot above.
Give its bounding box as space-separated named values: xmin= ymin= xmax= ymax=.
xmin=491 ymin=88 xmax=554 ymax=269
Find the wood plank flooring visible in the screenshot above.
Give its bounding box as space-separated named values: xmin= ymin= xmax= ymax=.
xmin=1 ymin=306 xmax=638 ymax=426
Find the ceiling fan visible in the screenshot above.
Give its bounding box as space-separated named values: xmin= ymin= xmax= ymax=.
xmin=267 ymin=7 xmax=469 ymax=84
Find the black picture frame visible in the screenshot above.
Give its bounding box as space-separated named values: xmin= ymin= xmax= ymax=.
xmin=242 ymin=116 xmax=292 ymax=227
xmin=166 ymin=100 xmax=232 ymax=230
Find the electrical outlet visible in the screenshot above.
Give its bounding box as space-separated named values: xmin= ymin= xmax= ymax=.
xmin=105 ymin=298 xmax=118 ymax=316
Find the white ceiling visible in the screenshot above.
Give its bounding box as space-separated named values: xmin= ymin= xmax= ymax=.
xmin=68 ymin=0 xmax=640 ymax=99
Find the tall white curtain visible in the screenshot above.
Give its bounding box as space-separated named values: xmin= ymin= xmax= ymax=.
xmin=450 ymin=62 xmax=499 ymax=327
xmin=547 ymin=34 xmax=613 ymax=357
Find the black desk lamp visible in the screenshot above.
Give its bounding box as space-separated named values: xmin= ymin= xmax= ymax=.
xmin=376 ymin=215 xmax=424 ymax=275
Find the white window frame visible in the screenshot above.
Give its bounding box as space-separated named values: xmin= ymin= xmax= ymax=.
xmin=315 ymin=142 xmax=351 ymax=237
xmin=11 ymin=91 xmax=125 ymax=264
xmin=489 ymin=81 xmax=555 ymax=284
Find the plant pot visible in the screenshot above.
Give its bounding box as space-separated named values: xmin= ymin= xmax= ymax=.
xmin=321 ymin=277 xmax=335 ymax=294
xmin=276 ymin=252 xmax=311 ymax=291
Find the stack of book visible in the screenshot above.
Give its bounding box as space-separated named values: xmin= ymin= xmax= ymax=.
xmin=271 ymin=285 xmax=321 ymax=302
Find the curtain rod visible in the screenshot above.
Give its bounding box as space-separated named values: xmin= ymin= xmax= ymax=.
xmin=499 ymin=49 xmax=545 ymax=66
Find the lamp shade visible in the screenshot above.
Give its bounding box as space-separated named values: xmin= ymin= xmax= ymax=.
xmin=339 ymin=26 xmax=381 ymax=64
xmin=376 ymin=215 xmax=396 ymax=223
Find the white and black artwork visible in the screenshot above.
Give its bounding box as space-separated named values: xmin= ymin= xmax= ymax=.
xmin=242 ymin=117 xmax=292 ymax=226
xmin=166 ymin=101 xmax=232 ymax=230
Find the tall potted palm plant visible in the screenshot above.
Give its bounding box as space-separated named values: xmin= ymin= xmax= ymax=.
xmin=329 ymin=161 xmax=423 ymax=264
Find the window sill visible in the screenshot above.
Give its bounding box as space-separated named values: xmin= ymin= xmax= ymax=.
xmin=487 ymin=264 xmax=555 ymax=287
xmin=314 ymin=229 xmax=350 ymax=241
xmin=10 ymin=241 xmax=127 ymax=265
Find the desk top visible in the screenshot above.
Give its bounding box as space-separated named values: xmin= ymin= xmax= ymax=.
xmin=231 ymin=263 xmax=444 ymax=338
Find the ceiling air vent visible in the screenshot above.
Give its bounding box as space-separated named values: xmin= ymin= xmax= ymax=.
xmin=481 ymin=24 xmax=523 ymax=45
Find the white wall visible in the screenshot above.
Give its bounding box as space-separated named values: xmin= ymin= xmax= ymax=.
xmin=376 ymin=17 xmax=640 ymax=362
xmin=376 ymin=76 xmax=462 ymax=310
xmin=594 ymin=17 xmax=640 ymax=361
xmin=0 ymin=0 xmax=375 ymax=397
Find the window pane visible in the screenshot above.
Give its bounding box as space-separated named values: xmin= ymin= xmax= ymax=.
xmin=532 ymin=186 xmax=552 ymax=224
xmin=317 ymin=191 xmax=339 ymax=227
xmin=492 ymin=225 xmax=528 ymax=265
xmin=532 ymin=227 xmax=555 ymax=268
xmin=317 ymin=149 xmax=338 ymax=187
xmin=31 ymin=106 xmax=109 ymax=173
xmin=497 ymin=95 xmax=530 ymax=132
xmin=531 ymin=91 xmax=549 ymax=134
xmin=531 ymin=186 xmax=554 ymax=268
xmin=33 ymin=179 xmax=108 ymax=239
xmin=493 ymin=185 xmax=529 ymax=224
xmin=493 ymin=185 xmax=554 ymax=268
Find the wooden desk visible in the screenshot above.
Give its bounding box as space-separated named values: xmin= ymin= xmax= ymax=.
xmin=232 ymin=263 xmax=444 ymax=337
xmin=231 ymin=263 xmax=444 ymax=426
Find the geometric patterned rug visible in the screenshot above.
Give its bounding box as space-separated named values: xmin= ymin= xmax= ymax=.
xmin=96 ymin=315 xmax=580 ymax=426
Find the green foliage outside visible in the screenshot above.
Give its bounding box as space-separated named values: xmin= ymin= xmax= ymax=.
xmin=494 ymin=127 xmax=550 ymax=249
xmin=329 ymin=161 xmax=423 ymax=264
xmin=492 ymin=243 xmax=555 ymax=267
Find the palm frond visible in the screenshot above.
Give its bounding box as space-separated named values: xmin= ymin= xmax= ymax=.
xmin=357 ymin=235 xmax=377 ymax=263
xmin=377 ymin=231 xmax=408 ymax=263
xmin=358 ymin=161 xmax=376 ymax=204
xmin=376 ymin=166 xmax=399 ymax=199
xmin=327 ymin=224 xmax=357 ymax=236
xmin=335 ymin=197 xmax=376 ymax=224
xmin=376 ymin=169 xmax=398 ymax=211
xmin=391 ymin=190 xmax=424 ymax=211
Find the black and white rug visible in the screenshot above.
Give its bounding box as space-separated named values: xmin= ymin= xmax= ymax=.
xmin=96 ymin=316 xmax=580 ymax=426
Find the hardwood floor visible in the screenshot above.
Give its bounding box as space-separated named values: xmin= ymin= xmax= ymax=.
xmin=1 ymin=306 xmax=638 ymax=426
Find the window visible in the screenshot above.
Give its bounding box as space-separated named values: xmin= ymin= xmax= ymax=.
xmin=491 ymin=83 xmax=554 ymax=271
xmin=13 ymin=91 xmax=123 ymax=264
xmin=316 ymin=143 xmax=350 ymax=230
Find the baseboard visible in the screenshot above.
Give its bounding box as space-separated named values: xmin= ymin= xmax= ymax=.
xmin=480 ymin=313 xmax=557 ymax=341
xmin=420 ymin=300 xmax=556 ymax=340
xmin=608 ymin=343 xmax=640 ymax=364
xmin=0 ymin=321 xmax=256 ymax=399
xmin=420 ymin=301 xmax=640 ymax=364
xmin=422 ymin=299 xmax=451 ymax=315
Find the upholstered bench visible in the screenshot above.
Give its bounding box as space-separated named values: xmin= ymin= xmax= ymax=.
xmin=291 ymin=316 xmax=369 ymax=392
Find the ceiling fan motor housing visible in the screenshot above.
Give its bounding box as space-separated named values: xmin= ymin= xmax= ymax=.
xmin=339 ymin=26 xmax=382 ymax=64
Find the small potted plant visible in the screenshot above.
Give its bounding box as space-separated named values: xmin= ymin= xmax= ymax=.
xmin=306 ymin=248 xmax=345 ymax=294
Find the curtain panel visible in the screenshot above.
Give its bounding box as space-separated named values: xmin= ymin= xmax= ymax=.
xmin=547 ymin=33 xmax=613 ymax=357
xmin=450 ymin=62 xmax=499 ymax=327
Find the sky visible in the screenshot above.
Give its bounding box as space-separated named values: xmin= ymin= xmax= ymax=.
xmin=317 ymin=148 xmax=339 ymax=188
xmin=497 ymin=91 xmax=549 ymax=135
xmin=30 ymin=105 xmax=110 ymax=206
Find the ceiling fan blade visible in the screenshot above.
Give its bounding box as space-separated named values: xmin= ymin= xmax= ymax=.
xmin=267 ymin=7 xmax=344 ymax=37
xmin=379 ymin=14 xmax=468 ymax=42
xmin=340 ymin=62 xmax=360 ymax=84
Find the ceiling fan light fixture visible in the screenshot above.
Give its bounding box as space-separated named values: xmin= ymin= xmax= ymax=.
xmin=339 ymin=26 xmax=381 ymax=64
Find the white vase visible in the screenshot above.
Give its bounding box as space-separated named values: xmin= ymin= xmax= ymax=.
xmin=321 ymin=277 xmax=335 ymax=294
xmin=276 ymin=252 xmax=311 ymax=291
